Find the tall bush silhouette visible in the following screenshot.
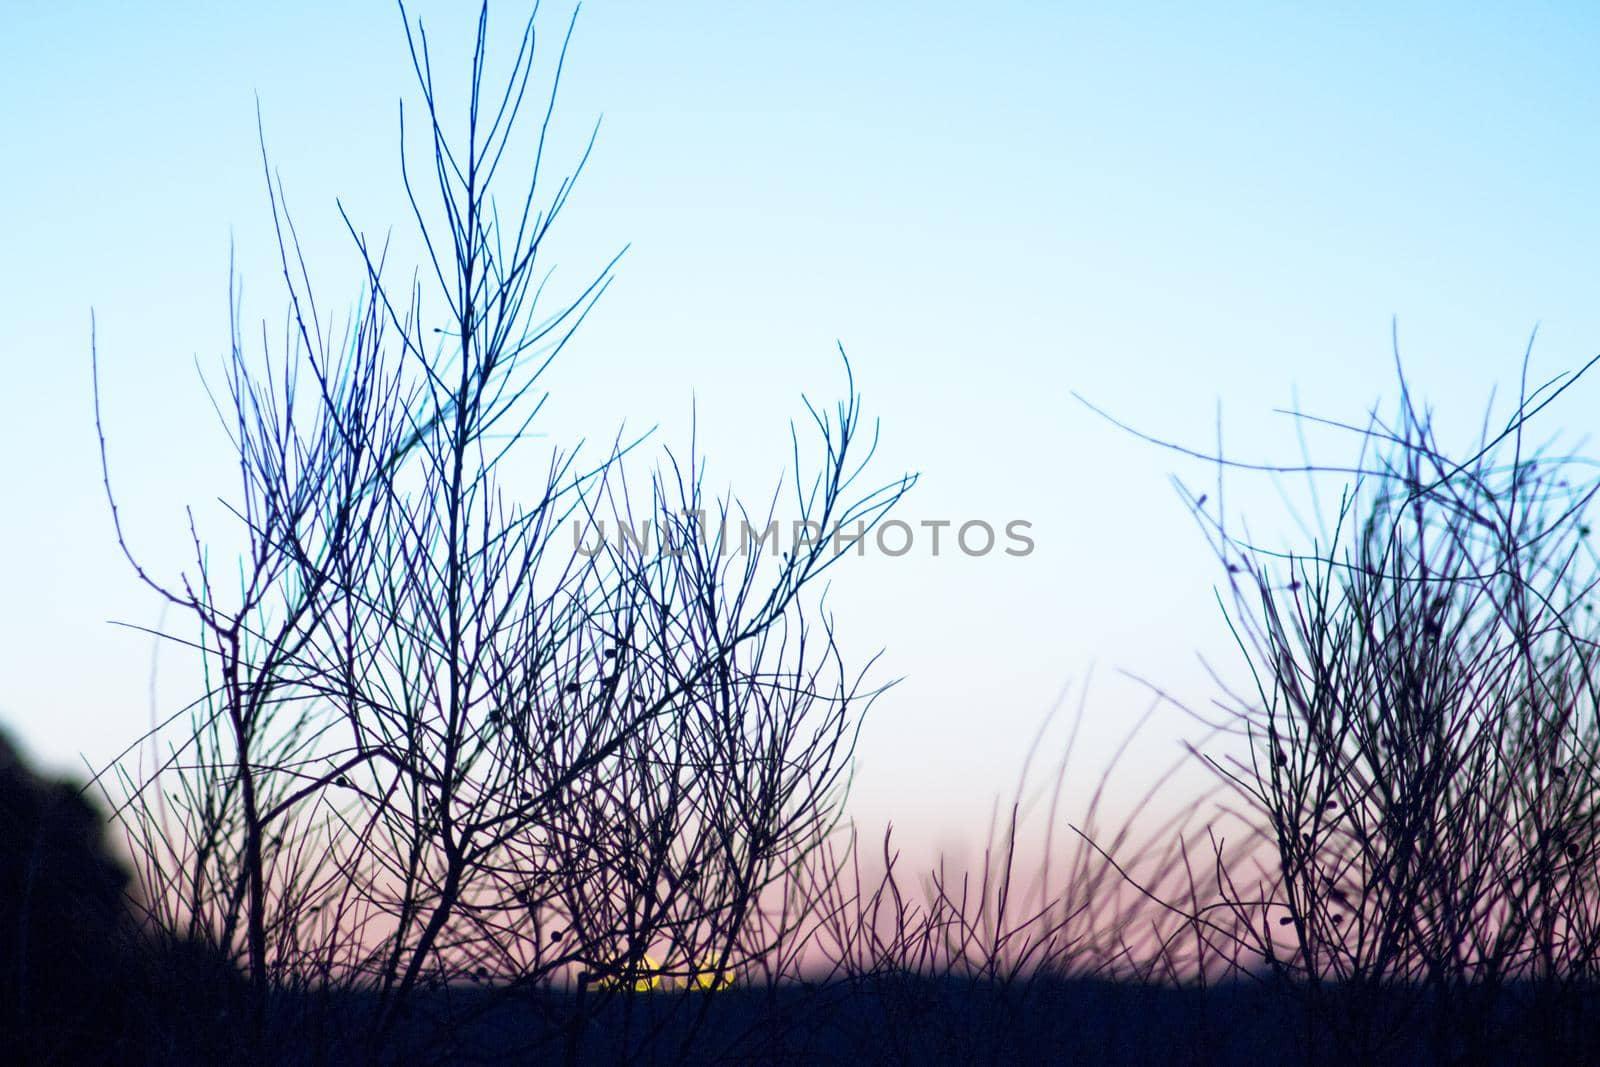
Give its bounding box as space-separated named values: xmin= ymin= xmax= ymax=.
xmin=91 ymin=2 xmax=912 ymax=1057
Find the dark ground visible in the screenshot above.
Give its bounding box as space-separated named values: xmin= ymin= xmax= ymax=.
xmin=5 ymin=964 xmax=1551 ymax=1066
xmin=258 ymin=975 xmax=1600 ymax=1066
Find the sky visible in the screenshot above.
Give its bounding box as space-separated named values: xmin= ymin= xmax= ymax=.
xmin=3 ymin=1 xmax=1600 ymax=863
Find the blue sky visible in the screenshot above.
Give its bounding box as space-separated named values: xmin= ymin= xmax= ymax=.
xmin=3 ymin=1 xmax=1599 ymax=856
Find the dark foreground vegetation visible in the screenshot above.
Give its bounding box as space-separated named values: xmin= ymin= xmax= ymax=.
xmin=12 ymin=2 xmax=1599 ymax=1064
xmin=8 ymin=730 xmax=1600 ymax=1067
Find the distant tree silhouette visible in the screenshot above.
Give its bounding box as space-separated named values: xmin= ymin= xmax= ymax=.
xmin=1 ymin=730 xmax=255 ymax=1064
xmin=0 ymin=729 xmax=132 ymax=1062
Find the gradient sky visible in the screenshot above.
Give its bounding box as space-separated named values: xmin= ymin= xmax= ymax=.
xmin=3 ymin=1 xmax=1599 ymax=860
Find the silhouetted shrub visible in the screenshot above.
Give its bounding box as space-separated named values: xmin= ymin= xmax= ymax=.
xmin=1155 ymin=351 xmax=1600 ymax=1063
